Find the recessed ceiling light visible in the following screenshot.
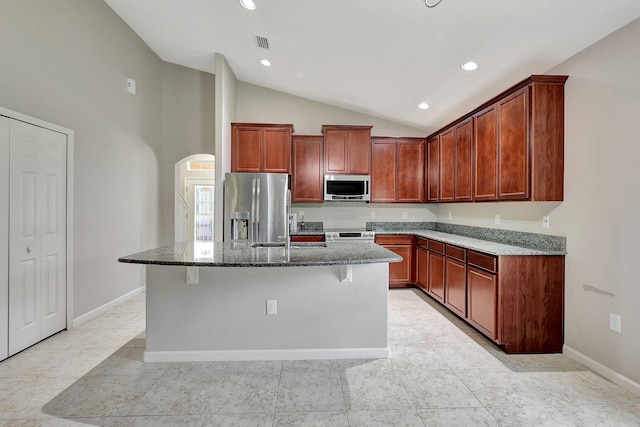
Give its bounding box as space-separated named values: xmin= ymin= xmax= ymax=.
xmin=461 ymin=61 xmax=479 ymax=71
xmin=239 ymin=0 xmax=256 ymax=10
xmin=258 ymin=58 xmax=272 ymax=67
xmin=418 ymin=102 xmax=430 ymax=110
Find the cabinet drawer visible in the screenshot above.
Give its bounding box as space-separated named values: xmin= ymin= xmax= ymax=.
xmin=416 ymin=237 xmax=428 ymax=249
xmin=375 ymin=234 xmax=413 ymax=245
xmin=467 ymin=250 xmax=497 ymax=273
xmin=291 ymin=235 xmax=325 ymax=243
xmin=428 ymin=240 xmax=445 ymax=254
xmin=445 ymin=244 xmax=466 ymax=262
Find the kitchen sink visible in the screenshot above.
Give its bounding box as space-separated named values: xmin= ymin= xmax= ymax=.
xmin=291 ymin=242 xmax=327 ymax=248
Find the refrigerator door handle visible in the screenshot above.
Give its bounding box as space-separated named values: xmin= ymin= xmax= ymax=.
xmin=251 ymin=178 xmax=257 ymax=242
xmin=255 ymin=177 xmax=261 ymax=240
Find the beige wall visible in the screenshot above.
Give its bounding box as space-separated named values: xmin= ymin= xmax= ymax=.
xmin=237 ymin=82 xmax=427 ymax=137
xmin=214 ymin=54 xmax=237 ymax=242
xmin=0 ymin=0 xmax=214 ymax=317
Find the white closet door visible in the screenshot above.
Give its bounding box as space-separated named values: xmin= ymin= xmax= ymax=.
xmin=9 ymin=119 xmax=67 ymax=356
xmin=0 ymin=118 xmax=9 ymax=361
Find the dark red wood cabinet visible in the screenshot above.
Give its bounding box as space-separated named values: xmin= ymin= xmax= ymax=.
xmin=322 ymin=125 xmax=372 ymax=175
xmin=415 ymin=238 xmax=429 ymax=293
xmin=428 ymin=75 xmax=567 ymax=202
xmin=411 ymin=240 xmax=564 ymax=354
xmin=231 ymin=123 xmax=294 ymax=173
xmin=426 ymin=136 xmax=440 ymax=202
xmin=375 ymin=234 xmax=414 ymax=288
xmin=444 ymin=244 xmax=467 ymax=318
xmin=371 ymin=137 xmax=425 ymax=203
xmin=290 ymin=235 xmax=325 ymax=243
xmin=427 ymin=240 xmax=445 ymax=302
xmin=292 ymin=135 xmax=324 ymax=203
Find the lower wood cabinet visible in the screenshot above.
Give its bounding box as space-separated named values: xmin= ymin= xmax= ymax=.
xmin=375 ymin=235 xmax=414 ymax=288
xmin=467 ymin=265 xmax=497 ymax=339
xmin=427 ymin=240 xmax=445 ymax=303
xmin=444 ymin=244 xmax=467 ymax=318
xmin=290 ymin=235 xmax=325 ymax=243
xmin=411 ymin=239 xmax=564 ymax=354
xmin=415 ymin=238 xmax=428 ymax=292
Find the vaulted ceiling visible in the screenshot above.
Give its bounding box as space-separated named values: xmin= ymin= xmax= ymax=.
xmin=104 ymin=0 xmax=640 ymax=132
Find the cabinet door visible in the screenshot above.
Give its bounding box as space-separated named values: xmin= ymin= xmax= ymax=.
xmin=439 ymin=129 xmax=455 ymax=202
xmin=371 ymin=140 xmax=397 ymax=202
xmin=416 ymin=245 xmax=428 ymax=292
xmin=232 ymin=127 xmax=262 ymax=172
xmin=427 ymin=136 xmax=439 ymax=202
xmin=292 ymin=136 xmax=323 ymax=202
xmin=445 ymin=257 xmax=467 ymax=318
xmin=454 ymin=119 xmax=473 ymax=201
xmin=347 ymin=129 xmax=371 ymax=174
xmin=263 ymin=128 xmax=292 ymax=173
xmin=428 ymin=251 xmax=445 ymax=302
xmin=467 ymin=266 xmax=497 ymax=339
xmin=324 ymin=129 xmax=347 ymax=174
xmin=397 ymin=140 xmax=425 ymax=203
xmin=498 ymin=88 xmax=529 ymax=199
xmin=473 ymin=105 xmax=498 ymax=201
xmin=386 ymin=244 xmax=412 ymax=286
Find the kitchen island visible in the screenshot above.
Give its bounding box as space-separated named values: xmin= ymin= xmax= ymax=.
xmin=119 ymin=241 xmax=401 ymax=362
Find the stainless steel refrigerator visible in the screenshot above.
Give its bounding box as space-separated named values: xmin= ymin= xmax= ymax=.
xmin=224 ymin=172 xmax=289 ymax=244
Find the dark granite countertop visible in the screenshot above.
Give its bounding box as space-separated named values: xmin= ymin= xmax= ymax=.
xmin=118 ymin=241 xmax=402 ymax=267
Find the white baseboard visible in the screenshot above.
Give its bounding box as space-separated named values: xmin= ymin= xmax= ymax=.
xmin=564 ymin=344 xmax=640 ymax=398
xmin=144 ymin=347 xmax=390 ymax=363
xmin=72 ymin=285 xmax=146 ymax=328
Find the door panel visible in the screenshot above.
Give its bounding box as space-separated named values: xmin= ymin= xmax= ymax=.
xmin=9 ymin=120 xmax=67 ymax=356
xmin=0 ymin=118 xmax=9 ymax=360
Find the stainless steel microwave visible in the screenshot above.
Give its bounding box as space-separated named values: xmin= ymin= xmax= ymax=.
xmin=324 ymin=175 xmax=371 ymax=202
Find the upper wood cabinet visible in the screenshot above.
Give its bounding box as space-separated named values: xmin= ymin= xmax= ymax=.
xmin=292 ymin=135 xmax=324 ymax=203
xmin=231 ymin=123 xmax=294 ymax=173
xmin=426 ymin=135 xmax=440 ymax=203
xmin=434 ymin=118 xmax=472 ymax=203
xmin=322 ymin=125 xmax=372 ymax=175
xmin=473 ymin=105 xmax=498 ymax=201
xmin=428 ymin=75 xmax=568 ymax=202
xmin=371 ymin=137 xmax=425 ymax=203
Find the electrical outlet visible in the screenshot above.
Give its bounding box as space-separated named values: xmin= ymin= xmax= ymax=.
xmin=371 ymin=211 xmax=376 ymax=219
xmin=447 ymin=212 xmax=452 ymax=220
xmin=542 ymin=216 xmax=550 ymax=228
xmin=610 ymin=313 xmax=621 ymax=333
xmin=266 ymin=300 xmax=277 ymax=315
xmin=402 ymin=212 xmax=408 ymax=219
xmin=495 ymin=214 xmax=501 ymax=225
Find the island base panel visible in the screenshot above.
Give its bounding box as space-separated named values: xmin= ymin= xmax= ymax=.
xmin=144 ymin=263 xmax=389 ymax=362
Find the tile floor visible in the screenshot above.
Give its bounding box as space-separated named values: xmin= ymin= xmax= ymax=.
xmin=1 ymin=289 xmax=639 ymax=426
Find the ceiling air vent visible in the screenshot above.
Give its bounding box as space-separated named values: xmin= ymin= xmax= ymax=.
xmin=254 ymin=34 xmax=270 ymax=50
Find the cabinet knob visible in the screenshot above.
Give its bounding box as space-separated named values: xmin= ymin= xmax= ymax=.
xmin=27 ymin=247 xmax=33 ymax=253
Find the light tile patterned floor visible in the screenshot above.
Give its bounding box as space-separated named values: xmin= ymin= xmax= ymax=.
xmin=1 ymin=289 xmax=639 ymax=426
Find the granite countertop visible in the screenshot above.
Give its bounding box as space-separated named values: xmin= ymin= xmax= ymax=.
xmin=375 ymin=229 xmax=565 ymax=256
xmin=118 ymin=241 xmax=402 ymax=267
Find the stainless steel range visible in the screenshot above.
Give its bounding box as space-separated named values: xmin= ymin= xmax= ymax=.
xmin=324 ymin=228 xmax=375 ymax=242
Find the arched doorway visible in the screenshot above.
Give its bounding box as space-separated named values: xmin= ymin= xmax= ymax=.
xmin=174 ymin=154 xmax=215 ymax=243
